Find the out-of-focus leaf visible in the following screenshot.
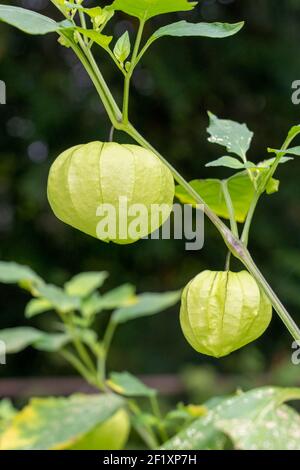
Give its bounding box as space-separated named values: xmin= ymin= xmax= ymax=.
xmin=33 ymin=333 xmax=71 ymax=352
xmin=111 ymin=0 xmax=197 ymax=21
xmin=64 ymin=271 xmax=108 ymax=298
xmin=162 ymin=387 xmax=300 ymax=450
xmin=0 ymin=261 xmax=42 ymax=289
xmin=36 ymin=284 xmax=80 ymax=313
xmin=0 ymin=327 xmax=44 ymax=353
xmin=112 ymin=291 xmax=181 ymax=324
xmin=25 ymin=298 xmax=53 ymax=319
xmin=0 ymin=394 xmax=124 ymax=450
xmin=108 ymin=372 xmax=157 ymax=397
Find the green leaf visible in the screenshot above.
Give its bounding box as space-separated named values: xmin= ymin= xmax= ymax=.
xmin=36 ymin=284 xmax=80 ymax=313
xmin=25 ymin=298 xmax=53 ymax=319
xmin=76 ymin=28 xmax=113 ymax=48
xmin=175 ymin=171 xmax=280 ymax=223
xmin=268 ymin=146 xmax=300 ymax=156
xmin=207 ymin=112 xmax=253 ymax=159
xmin=266 ymin=178 xmax=280 ymax=194
xmin=151 ymin=20 xmax=243 ymax=42
xmin=81 ymin=284 xmax=136 ymax=318
xmin=111 ymin=0 xmax=197 ymax=21
xmin=113 ymin=31 xmax=131 ymax=64
xmin=99 ymin=284 xmax=137 ymax=310
xmin=0 ymin=5 xmax=68 ymax=35
xmin=162 ymin=387 xmax=300 ymax=450
xmin=33 ymin=333 xmax=71 ymax=352
xmin=0 ymin=327 xmax=44 ymax=354
xmin=206 ymin=156 xmax=247 ymax=169
xmin=0 ymin=261 xmax=42 ymax=287
xmin=258 ymin=156 xmax=293 ymax=167
xmin=64 ymin=271 xmax=108 ymax=298
xmin=0 ymin=394 xmax=124 ymax=450
xmin=112 ymin=290 xmax=181 ymax=324
xmin=108 ymin=372 xmax=157 ymax=397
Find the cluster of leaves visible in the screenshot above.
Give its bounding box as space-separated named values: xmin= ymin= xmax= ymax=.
xmin=0 ymin=260 xmax=180 ymax=364
xmin=176 ymin=113 xmax=300 ymax=224
xmin=0 ymin=1 xmax=243 ymax=75
xmin=1 ymin=384 xmax=300 ymax=450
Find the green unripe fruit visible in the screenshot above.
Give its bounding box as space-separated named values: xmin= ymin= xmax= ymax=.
xmin=68 ymin=409 xmax=130 ymax=450
xmin=47 ymin=142 xmax=175 ymax=244
xmin=180 ymin=270 xmax=272 ymax=358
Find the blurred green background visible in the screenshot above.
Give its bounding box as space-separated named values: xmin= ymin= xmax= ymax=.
xmin=0 ymin=0 xmax=300 ymax=394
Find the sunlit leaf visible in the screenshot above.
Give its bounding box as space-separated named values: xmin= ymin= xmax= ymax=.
xmin=33 ymin=333 xmax=71 ymax=352
xmin=76 ymin=28 xmax=112 ymax=48
xmin=111 ymin=0 xmax=197 ymax=21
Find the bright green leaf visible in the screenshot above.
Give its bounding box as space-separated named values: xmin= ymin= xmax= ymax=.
xmin=266 ymin=178 xmax=280 ymax=194
xmin=207 ymin=112 xmax=253 ymax=159
xmin=112 ymin=290 xmax=181 ymax=324
xmin=64 ymin=271 xmax=108 ymax=298
xmin=175 ymin=170 xmax=280 ymax=223
xmin=0 ymin=394 xmax=124 ymax=450
xmin=108 ymin=371 xmax=157 ymax=397
xmin=113 ymin=31 xmax=131 ymax=64
xmin=25 ymin=298 xmax=53 ymax=319
xmin=0 ymin=5 xmax=68 ymax=35
xmin=0 ymin=327 xmax=44 ymax=354
xmin=76 ymin=28 xmax=112 ymax=47
xmin=112 ymin=0 xmax=197 ymax=21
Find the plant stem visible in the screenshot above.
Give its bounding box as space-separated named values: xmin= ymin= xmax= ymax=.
xmin=221 ymin=180 xmax=239 ymax=238
xmin=123 ymin=19 xmax=146 ymax=123
xmin=60 ymin=349 xmax=97 ymax=387
xmin=150 ymin=395 xmax=169 ymax=444
xmin=242 ymin=251 xmax=300 ymax=340
xmin=98 ymin=319 xmax=118 ymax=385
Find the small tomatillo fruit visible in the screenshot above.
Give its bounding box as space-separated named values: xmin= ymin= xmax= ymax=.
xmin=180 ymin=270 xmax=272 ymax=358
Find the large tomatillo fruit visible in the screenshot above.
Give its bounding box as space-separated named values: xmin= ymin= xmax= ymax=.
xmin=180 ymin=270 xmax=272 ymax=358
xmin=47 ymin=142 xmax=175 ymax=244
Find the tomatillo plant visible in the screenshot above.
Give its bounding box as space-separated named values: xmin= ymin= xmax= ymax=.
xmin=0 ymin=3 xmax=300 ymax=358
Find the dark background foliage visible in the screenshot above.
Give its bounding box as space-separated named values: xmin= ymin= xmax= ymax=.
xmin=0 ymin=0 xmax=300 ymax=391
